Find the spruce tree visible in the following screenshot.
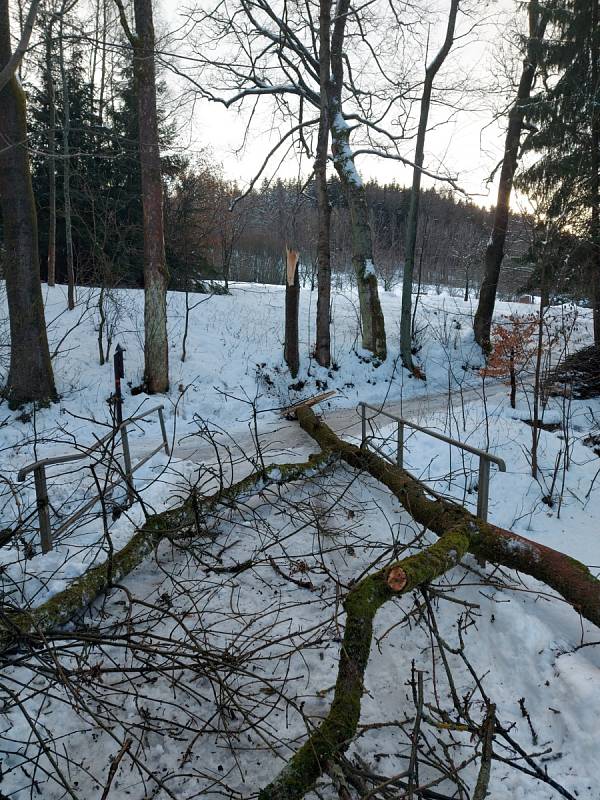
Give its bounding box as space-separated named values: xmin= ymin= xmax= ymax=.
xmin=518 ymin=0 xmax=600 ymax=342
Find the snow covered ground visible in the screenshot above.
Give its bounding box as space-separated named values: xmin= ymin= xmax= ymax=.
xmin=1 ymin=281 xmax=599 ymax=799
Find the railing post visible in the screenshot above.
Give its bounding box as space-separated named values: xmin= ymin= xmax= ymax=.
xmin=397 ymin=422 xmax=404 ymax=469
xmin=33 ymin=465 xmax=52 ymax=553
xmin=121 ymin=424 xmax=134 ymax=505
xmin=113 ymin=344 xmax=125 ymax=426
xmin=477 ymin=455 xmax=491 ymax=521
xmin=360 ymin=403 xmax=366 ymax=447
xmin=157 ymin=407 xmax=170 ymax=455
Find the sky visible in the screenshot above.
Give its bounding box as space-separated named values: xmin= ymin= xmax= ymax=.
xmin=158 ymin=0 xmax=520 ymax=208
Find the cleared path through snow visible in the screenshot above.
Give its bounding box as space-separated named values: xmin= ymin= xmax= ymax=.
xmin=143 ymin=381 xmax=513 ymax=470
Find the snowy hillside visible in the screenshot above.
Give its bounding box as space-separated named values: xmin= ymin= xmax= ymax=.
xmin=1 ymin=282 xmax=599 ymax=800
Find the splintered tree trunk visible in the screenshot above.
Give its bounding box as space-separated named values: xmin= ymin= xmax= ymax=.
xmin=400 ymin=0 xmax=459 ymax=373
xmin=315 ymin=0 xmax=331 ymax=368
xmin=284 ymin=248 xmax=300 ymax=378
xmin=474 ymin=2 xmax=547 ymax=351
xmin=0 ymin=0 xmax=56 ymax=409
xmin=132 ymin=0 xmax=169 ymax=393
xmin=329 ymin=0 xmax=386 ymax=361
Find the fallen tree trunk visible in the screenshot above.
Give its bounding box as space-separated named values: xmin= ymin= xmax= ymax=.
xmin=259 ymin=527 xmax=471 ymax=800
xmin=297 ymin=407 xmax=600 ymax=629
xmin=0 ymin=453 xmax=332 ymax=652
xmin=258 ymin=408 xmax=600 ymax=800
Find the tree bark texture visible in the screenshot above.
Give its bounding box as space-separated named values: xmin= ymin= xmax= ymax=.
xmin=259 ymin=408 xmax=600 ymax=798
xmin=261 ymin=404 xmax=600 ymax=799
xmin=297 ymin=407 xmax=600 ymax=629
xmin=590 ymin=0 xmax=600 ymax=345
xmin=258 ymin=406 xmax=600 ymax=798
xmin=400 ymin=0 xmax=459 ymax=371
xmin=329 ymin=0 xmax=386 ymax=360
xmin=314 ymin=0 xmax=332 ymax=368
xmin=284 ymin=248 xmax=300 ymax=378
xmin=474 ymin=2 xmax=547 ymax=351
xmin=45 ymin=17 xmax=56 ymax=287
xmin=259 ymin=522 xmax=470 ymax=800
xmin=132 ymin=0 xmax=169 ymax=393
xmin=59 ymin=16 xmax=75 ymax=309
xmin=0 ymin=0 xmax=57 ymax=409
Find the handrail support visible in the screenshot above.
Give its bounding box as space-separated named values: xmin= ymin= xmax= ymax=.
xmin=358 ymin=401 xmax=505 ymax=523
xmin=18 ymin=404 xmax=170 ymax=553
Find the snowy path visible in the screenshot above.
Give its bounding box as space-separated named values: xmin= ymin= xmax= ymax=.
xmin=145 ymin=381 xmax=512 ymax=469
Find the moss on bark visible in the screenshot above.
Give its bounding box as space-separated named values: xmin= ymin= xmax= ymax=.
xmin=1 ymin=452 xmax=334 ymax=652
xmin=259 ymin=409 xmax=600 ymax=799
xmin=296 ymin=406 xmax=600 ymax=629
xmin=259 ymin=527 xmax=471 ymax=800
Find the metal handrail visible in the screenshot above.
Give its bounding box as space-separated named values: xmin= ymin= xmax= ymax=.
xmin=16 ymin=404 xmax=170 ymax=553
xmin=17 ymin=404 xmax=168 ymax=481
xmin=359 ymin=402 xmax=506 ymax=521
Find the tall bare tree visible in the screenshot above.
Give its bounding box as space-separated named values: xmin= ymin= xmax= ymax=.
xmin=473 ymin=1 xmax=547 ymax=351
xmin=314 ymin=0 xmax=332 ymax=368
xmin=400 ymin=0 xmax=459 ymax=373
xmin=0 ymin=0 xmax=57 ymax=408
xmin=42 ymin=10 xmax=58 ymax=287
xmin=58 ymin=8 xmax=75 ymax=308
xmin=114 ymin=0 xmax=169 ymax=392
xmin=182 ymin=0 xmax=394 ymax=361
xmin=329 ymin=0 xmax=386 ymax=359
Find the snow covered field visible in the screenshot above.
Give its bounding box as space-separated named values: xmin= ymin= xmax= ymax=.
xmin=1 ymin=281 xmax=599 ymax=799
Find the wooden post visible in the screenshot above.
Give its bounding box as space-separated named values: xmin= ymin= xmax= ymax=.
xmin=284 ymin=247 xmax=300 ymax=378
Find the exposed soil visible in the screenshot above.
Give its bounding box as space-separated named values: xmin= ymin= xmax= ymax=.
xmin=545 ymin=345 xmax=600 ymax=399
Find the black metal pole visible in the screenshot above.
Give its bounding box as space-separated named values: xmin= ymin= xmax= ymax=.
xmin=113 ymin=343 xmax=125 ymax=426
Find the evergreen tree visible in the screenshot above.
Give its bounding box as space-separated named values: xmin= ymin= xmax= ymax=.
xmin=27 ymin=52 xmax=184 ymax=288
xmin=517 ymin=0 xmax=600 ymax=340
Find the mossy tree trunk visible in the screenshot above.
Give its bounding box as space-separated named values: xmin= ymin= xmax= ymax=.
xmin=0 ymin=0 xmax=57 ymax=409
xmin=259 ymin=527 xmax=470 ymax=800
xmin=257 ymin=406 xmax=600 ymax=799
xmin=0 ymin=453 xmax=332 ymax=652
xmin=328 ymin=0 xmax=386 ymax=361
xmin=314 ymin=0 xmax=332 ymax=368
xmin=297 ymin=406 xmax=600 ymax=629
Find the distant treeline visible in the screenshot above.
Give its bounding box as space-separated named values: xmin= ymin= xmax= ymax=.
xmin=0 ymin=45 xmax=533 ymax=297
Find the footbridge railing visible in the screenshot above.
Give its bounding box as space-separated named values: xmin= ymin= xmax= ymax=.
xmin=17 ymin=405 xmax=169 ymax=553
xmin=359 ymin=401 xmax=506 ymax=522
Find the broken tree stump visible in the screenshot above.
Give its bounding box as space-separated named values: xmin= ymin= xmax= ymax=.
xmin=284 ymin=247 xmax=300 ymax=378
